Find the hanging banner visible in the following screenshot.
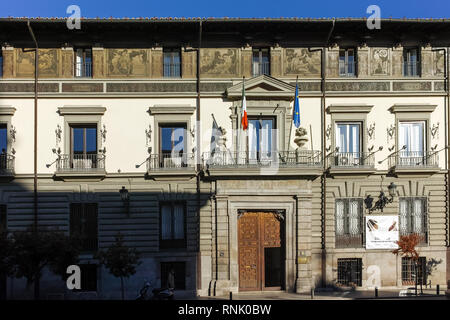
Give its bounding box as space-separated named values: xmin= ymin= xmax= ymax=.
xmin=365 ymin=216 xmax=399 ymax=249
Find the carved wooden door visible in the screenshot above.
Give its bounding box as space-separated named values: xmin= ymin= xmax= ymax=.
xmin=238 ymin=211 xmax=282 ymax=291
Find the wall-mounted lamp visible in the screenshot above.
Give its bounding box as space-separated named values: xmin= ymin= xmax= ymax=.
xmin=365 ymin=182 xmax=397 ymax=213
xmin=120 ymin=186 xmax=130 ymax=215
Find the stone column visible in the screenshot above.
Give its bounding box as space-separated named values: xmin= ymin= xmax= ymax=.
xmin=61 ymin=46 xmax=74 ymax=78
xmin=241 ymin=45 xmax=252 ymax=78
xmin=270 ymin=44 xmax=282 ymax=78
xmin=1 ymin=46 xmax=14 ymax=78
xmin=421 ymin=44 xmax=433 ymax=78
xmin=213 ymin=195 xmax=231 ymax=296
xmin=357 ymin=44 xmax=369 ymax=78
xmin=182 ymin=46 xmax=196 ymax=79
xmin=151 ymin=46 xmax=163 ymax=78
xmin=326 ymin=46 xmax=339 ymax=78
xmin=296 ymin=196 xmax=313 ymax=293
xmin=92 ymin=46 xmax=105 ymax=78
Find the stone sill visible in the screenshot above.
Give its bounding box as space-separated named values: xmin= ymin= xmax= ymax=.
xmin=146 ymin=168 xmax=197 ymax=180
xmin=204 ymin=166 xmax=323 ymax=177
xmin=54 ymin=170 xmax=106 ymax=181
xmin=328 ymin=167 xmax=376 ymax=176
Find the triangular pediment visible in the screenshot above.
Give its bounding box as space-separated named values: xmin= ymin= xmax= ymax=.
xmin=226 ymin=74 xmax=295 ymax=99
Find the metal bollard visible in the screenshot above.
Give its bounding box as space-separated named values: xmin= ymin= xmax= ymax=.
xmin=437 ymin=285 xmax=440 ymax=295
xmin=375 ymin=287 xmax=378 ymax=298
xmin=229 ymin=291 xmax=232 ymax=300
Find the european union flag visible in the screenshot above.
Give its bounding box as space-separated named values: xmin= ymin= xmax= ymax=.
xmin=293 ymin=82 xmax=300 ymax=128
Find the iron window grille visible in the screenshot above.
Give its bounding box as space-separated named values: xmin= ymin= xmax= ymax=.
xmin=335 ymin=199 xmax=364 ymax=248
xmin=403 ymin=48 xmax=421 ymax=77
xmin=401 ymin=257 xmax=426 ymax=286
xmin=163 ymin=48 xmax=181 ymax=77
xmin=252 ymin=48 xmax=270 ymax=76
xmin=159 ymin=202 xmax=187 ymax=249
xmin=70 ymin=203 xmax=98 ymax=252
xmin=399 ymin=197 xmax=428 ymax=244
xmin=337 ymin=258 xmax=362 ymax=286
xmin=339 ymin=48 xmax=357 ymax=77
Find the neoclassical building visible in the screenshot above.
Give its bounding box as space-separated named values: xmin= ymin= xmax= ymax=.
xmin=0 ymin=17 xmax=449 ymax=299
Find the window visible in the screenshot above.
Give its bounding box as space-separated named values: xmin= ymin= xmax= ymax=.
xmin=74 ymin=48 xmax=92 ymax=78
xmin=0 ymin=124 xmax=6 ymax=170
xmin=70 ymin=124 xmax=98 ymax=169
xmin=160 ymin=202 xmax=186 ymax=249
xmin=402 ymin=257 xmax=426 ymax=285
xmin=335 ymin=122 xmax=361 ymax=166
xmin=0 ymin=49 xmax=3 ymax=78
xmin=0 ymin=205 xmax=6 ymax=233
xmin=337 ymin=258 xmax=362 ymax=286
xmin=252 ymin=48 xmax=270 ymax=76
xmin=339 ymin=48 xmax=356 ymax=77
xmin=70 ymin=203 xmax=98 ymax=252
xmin=335 ymin=199 xmax=364 ymax=248
xmin=399 ymin=197 xmax=427 ymax=243
xmin=163 ymin=48 xmax=181 ymax=77
xmin=248 ymin=116 xmax=275 ymax=161
xmin=398 ymin=121 xmax=426 ymax=166
xmin=403 ymin=48 xmax=420 ymax=77
xmin=159 ymin=124 xmax=187 ymax=168
xmin=161 ymin=262 xmax=186 ymax=289
xmin=74 ymin=264 xmax=98 ymax=292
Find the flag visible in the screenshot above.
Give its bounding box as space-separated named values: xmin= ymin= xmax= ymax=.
xmin=241 ymin=77 xmax=248 ymax=131
xmin=210 ymin=114 xmax=220 ymax=156
xmin=293 ymin=79 xmax=300 ymax=128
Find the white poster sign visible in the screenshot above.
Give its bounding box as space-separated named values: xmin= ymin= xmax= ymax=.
xmin=365 ymin=216 xmax=399 ymax=249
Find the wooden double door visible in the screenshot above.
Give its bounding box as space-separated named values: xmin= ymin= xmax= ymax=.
xmin=238 ymin=211 xmax=284 ymax=291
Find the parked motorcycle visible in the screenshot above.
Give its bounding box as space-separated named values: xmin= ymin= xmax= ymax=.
xmin=136 ymin=281 xmax=174 ymax=300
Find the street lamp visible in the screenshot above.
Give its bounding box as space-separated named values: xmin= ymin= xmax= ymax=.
xmin=365 ymin=182 xmax=397 ymax=213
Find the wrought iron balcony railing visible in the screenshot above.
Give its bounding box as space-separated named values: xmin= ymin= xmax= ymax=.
xmin=75 ymin=61 xmax=93 ymax=78
xmin=328 ymin=152 xmax=374 ymax=168
xmin=388 ymin=151 xmax=439 ymax=169
xmin=204 ymin=150 xmax=322 ymax=168
xmin=147 ymin=153 xmax=196 ymax=171
xmin=163 ymin=62 xmax=181 ymax=77
xmin=252 ymin=62 xmax=270 ymax=77
xmin=0 ymin=153 xmax=15 ymax=175
xmin=56 ymin=154 xmax=105 ymax=172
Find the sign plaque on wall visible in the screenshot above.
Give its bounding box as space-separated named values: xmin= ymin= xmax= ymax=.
xmin=365 ymin=216 xmax=399 ymax=249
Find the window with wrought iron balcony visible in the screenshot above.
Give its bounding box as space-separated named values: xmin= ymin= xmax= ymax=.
xmin=403 ymin=47 xmax=421 ymax=77
xmin=388 ymin=121 xmax=439 ymax=171
xmin=163 ymin=48 xmax=181 ymax=78
xmin=0 ymin=124 xmax=14 ymax=177
xmin=339 ymin=48 xmax=356 ymax=77
xmin=74 ymin=48 xmax=93 ymax=78
xmin=252 ymin=48 xmax=270 ymax=77
xmin=328 ymin=122 xmax=375 ymax=171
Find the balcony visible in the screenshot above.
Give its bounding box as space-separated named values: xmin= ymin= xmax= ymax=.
xmin=328 ymin=152 xmax=375 ymax=175
xmin=146 ymin=153 xmax=196 ymax=178
xmin=75 ymin=61 xmax=92 ymax=78
xmin=203 ymin=150 xmax=323 ymax=177
xmin=0 ymin=153 xmax=15 ymax=178
xmin=388 ymin=151 xmax=439 ymax=174
xmin=55 ymin=154 xmax=105 ymax=180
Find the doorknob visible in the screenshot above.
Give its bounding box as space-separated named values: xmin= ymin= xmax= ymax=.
xmin=251 ymin=264 xmax=256 ymax=269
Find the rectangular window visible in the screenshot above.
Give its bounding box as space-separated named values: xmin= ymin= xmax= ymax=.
xmin=159 ymin=124 xmax=187 ymax=168
xmin=402 ymin=257 xmax=426 ymax=285
xmin=160 ymin=202 xmax=186 ymax=249
xmin=74 ymin=264 xmax=98 ymax=292
xmin=248 ymin=116 xmax=276 ymax=161
xmin=163 ymin=48 xmax=181 ymax=77
xmin=70 ymin=124 xmax=98 ymax=169
xmin=398 ymin=121 xmax=426 ymax=165
xmin=335 ymin=122 xmax=361 ymax=166
xmin=0 ymin=49 xmax=3 ymax=78
xmin=337 ymin=258 xmax=362 ymax=286
xmin=403 ymin=48 xmax=420 ymax=76
xmin=399 ymin=197 xmax=427 ymax=244
xmin=0 ymin=124 xmax=7 ymax=171
xmin=252 ymin=48 xmax=270 ymax=76
xmin=335 ymin=199 xmax=364 ymax=248
xmin=74 ymin=48 xmax=92 ymax=78
xmin=339 ymin=48 xmax=356 ymax=77
xmin=0 ymin=205 xmax=6 ymax=233
xmin=161 ymin=262 xmax=186 ymax=290
xmin=70 ymin=203 xmax=98 ymax=252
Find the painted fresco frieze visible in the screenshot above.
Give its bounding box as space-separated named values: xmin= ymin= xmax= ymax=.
xmin=200 ymin=49 xmax=238 ymax=76
xmin=283 ymin=48 xmax=320 ymax=76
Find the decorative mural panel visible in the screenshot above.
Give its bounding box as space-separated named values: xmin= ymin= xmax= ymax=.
xmin=107 ymin=49 xmax=149 ymax=77
xmin=200 ymin=48 xmax=239 ymax=77
xmin=370 ymin=48 xmax=390 ymax=76
xmin=16 ymin=49 xmax=34 ymax=77
xmin=434 ymin=50 xmax=445 ymax=76
xmin=283 ymin=48 xmax=320 ymax=76
xmin=16 ymin=49 xmax=59 ymax=78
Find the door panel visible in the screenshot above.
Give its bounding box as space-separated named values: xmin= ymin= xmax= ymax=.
xmin=238 ymin=212 xmax=283 ymax=291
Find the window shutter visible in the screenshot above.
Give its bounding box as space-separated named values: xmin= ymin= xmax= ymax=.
xmin=70 ymin=203 xmax=83 ymax=237
xmin=348 ymin=199 xmax=360 ymax=235
xmin=85 ymin=203 xmax=98 ymax=250
xmin=173 ymin=204 xmax=185 ymax=240
xmin=161 ymin=205 xmax=172 ymax=240
xmin=0 ymin=205 xmax=6 ymax=232
xmin=335 ymin=200 xmax=344 ymax=236
xmin=399 ymin=199 xmax=409 ymax=235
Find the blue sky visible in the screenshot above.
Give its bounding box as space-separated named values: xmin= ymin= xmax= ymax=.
xmin=0 ymin=0 xmax=449 ymax=19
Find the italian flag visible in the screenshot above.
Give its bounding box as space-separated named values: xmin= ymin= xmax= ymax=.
xmin=241 ymin=77 xmax=248 ymax=130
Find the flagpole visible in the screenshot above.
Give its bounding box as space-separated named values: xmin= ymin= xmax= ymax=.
xmin=288 ymin=76 xmax=298 ymax=154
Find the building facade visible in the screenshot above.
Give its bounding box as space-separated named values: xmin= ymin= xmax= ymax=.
xmin=0 ymin=18 xmax=449 ymax=299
